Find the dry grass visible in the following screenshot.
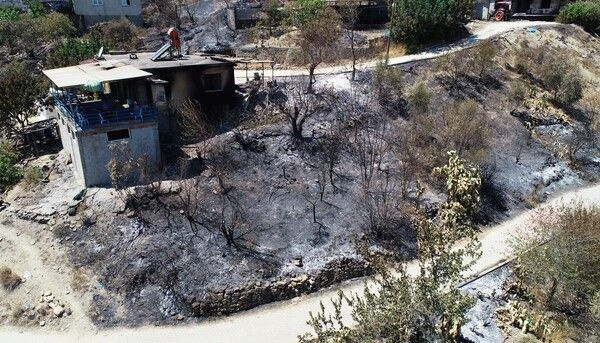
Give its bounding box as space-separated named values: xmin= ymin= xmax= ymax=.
xmin=0 ymin=266 xmax=22 ymax=290
xmin=70 ymin=267 xmax=90 ymax=292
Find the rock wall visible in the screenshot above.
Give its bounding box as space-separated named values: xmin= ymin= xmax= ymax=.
xmin=188 ymin=257 xmax=371 ymax=317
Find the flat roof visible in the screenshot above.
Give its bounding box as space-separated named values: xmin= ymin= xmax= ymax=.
xmin=103 ymin=53 xmax=233 ymax=70
xmin=43 ymin=61 xmax=152 ymax=88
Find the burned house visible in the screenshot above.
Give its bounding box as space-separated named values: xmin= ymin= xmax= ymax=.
xmin=103 ymin=51 xmax=235 ymax=109
xmin=43 ymin=51 xmax=235 ymax=187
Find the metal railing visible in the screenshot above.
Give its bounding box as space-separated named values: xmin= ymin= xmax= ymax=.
xmin=52 ymin=94 xmax=157 ymax=130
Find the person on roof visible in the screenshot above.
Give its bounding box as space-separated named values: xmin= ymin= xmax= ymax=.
xmin=167 ymin=27 xmax=181 ymax=58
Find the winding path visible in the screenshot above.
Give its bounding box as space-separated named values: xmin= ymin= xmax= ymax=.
xmin=233 ymin=20 xmax=559 ymax=84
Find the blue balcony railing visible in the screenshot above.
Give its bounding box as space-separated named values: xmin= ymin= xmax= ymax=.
xmin=52 ymin=94 xmax=157 ymax=130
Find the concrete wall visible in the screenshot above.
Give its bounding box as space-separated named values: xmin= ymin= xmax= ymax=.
xmin=77 ymin=122 xmax=160 ymax=186
xmin=57 ymin=116 xmax=86 ymax=185
xmin=56 ymin=109 xmax=160 ymax=187
xmin=148 ymin=64 xmax=235 ymax=110
xmin=168 ymin=70 xmax=200 ymax=109
xmin=473 ymin=0 xmax=494 ymax=19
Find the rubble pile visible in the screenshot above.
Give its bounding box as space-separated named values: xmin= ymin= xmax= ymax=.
xmin=10 ymin=291 xmax=72 ymax=327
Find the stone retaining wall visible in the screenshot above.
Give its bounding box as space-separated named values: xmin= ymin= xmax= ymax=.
xmin=189 ymin=257 xmax=371 ymax=317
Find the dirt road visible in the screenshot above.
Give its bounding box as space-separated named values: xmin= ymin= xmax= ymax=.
xmin=2 ymin=182 xmax=600 ymax=343
xmin=0 ymin=219 xmax=94 ymax=333
xmin=233 ymin=20 xmax=559 ymax=84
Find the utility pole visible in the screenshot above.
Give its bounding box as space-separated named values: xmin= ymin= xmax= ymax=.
xmin=385 ymin=0 xmax=395 ymax=65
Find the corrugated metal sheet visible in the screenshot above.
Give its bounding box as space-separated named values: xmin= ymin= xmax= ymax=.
xmin=42 ymin=62 xmax=152 ymax=88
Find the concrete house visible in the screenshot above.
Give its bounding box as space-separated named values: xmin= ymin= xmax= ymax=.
xmin=72 ymin=0 xmax=142 ymax=29
xmin=43 ymin=62 xmax=161 ymax=187
xmin=43 ymin=52 xmax=235 ymax=187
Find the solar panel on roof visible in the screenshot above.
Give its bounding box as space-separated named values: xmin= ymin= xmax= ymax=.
xmin=151 ymin=43 xmax=171 ymax=61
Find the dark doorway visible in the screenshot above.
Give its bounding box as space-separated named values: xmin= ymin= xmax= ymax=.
xmin=540 ymin=0 xmax=551 ymax=8
xmin=515 ymin=0 xmax=531 ymax=12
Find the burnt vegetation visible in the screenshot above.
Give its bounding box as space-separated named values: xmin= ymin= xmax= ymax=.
xmin=52 ymin=27 xmax=600 ymax=326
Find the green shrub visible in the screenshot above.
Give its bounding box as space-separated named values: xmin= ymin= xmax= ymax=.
xmin=372 ymin=61 xmax=404 ymax=108
xmin=0 ymin=6 xmax=22 ymax=21
xmin=556 ymin=71 xmax=584 ymax=106
xmin=557 ymin=1 xmax=600 ymax=34
xmin=469 ymin=40 xmax=497 ymax=77
xmin=22 ymin=166 xmax=43 ymax=186
xmin=512 ymin=203 xmax=600 ymax=313
xmin=0 ymin=156 xmax=21 ymax=190
xmin=86 ymin=18 xmax=140 ymax=51
xmin=46 ymin=36 xmax=106 ymax=68
xmin=510 ymin=79 xmax=529 ymax=105
xmin=407 ymin=81 xmax=431 ymax=115
xmin=0 ymin=140 xmax=21 ymax=190
xmin=24 ymin=0 xmax=47 ymax=18
xmin=539 ymin=53 xmax=584 ymax=106
xmin=513 ymin=43 xmax=544 ymax=77
xmin=389 ymin=0 xmax=472 ymax=51
xmin=0 ymin=140 xmax=20 ymax=162
xmin=37 ymin=12 xmax=77 ymax=41
xmin=514 ymin=45 xmax=585 ymax=107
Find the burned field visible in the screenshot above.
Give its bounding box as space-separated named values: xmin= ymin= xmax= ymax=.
xmin=30 ymin=25 xmax=600 ymax=326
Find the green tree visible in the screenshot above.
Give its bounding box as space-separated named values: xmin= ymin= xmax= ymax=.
xmin=300 ymin=151 xmax=482 ymax=342
xmin=87 ymin=18 xmax=141 ymax=51
xmin=261 ymin=0 xmax=284 ymax=34
xmin=46 ymin=36 xmax=106 ymax=68
xmin=389 ymin=0 xmax=472 ymax=51
xmin=0 ymin=11 xmax=76 ymax=55
xmin=0 ymin=61 xmax=47 ymax=135
xmin=287 ymin=0 xmax=326 ymax=27
xmin=291 ymin=0 xmax=341 ymax=92
xmin=339 ymin=1 xmax=360 ymax=81
xmin=510 ymin=203 xmax=600 ymax=338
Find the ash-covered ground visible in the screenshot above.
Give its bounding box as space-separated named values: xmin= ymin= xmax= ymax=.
xmin=461 ymin=265 xmax=512 ymax=343
xmin=5 ymin=25 xmax=599 ymax=328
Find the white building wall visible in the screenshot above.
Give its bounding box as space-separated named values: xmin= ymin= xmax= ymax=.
xmin=73 ymin=0 xmax=141 ymax=18
xmin=55 ymin=109 xmax=160 ymax=187
xmin=73 ymin=0 xmax=143 ymax=29
xmin=473 ymin=0 xmax=495 ymax=20
xmin=57 ymin=116 xmax=86 ymax=185
xmin=78 ymin=123 xmax=160 ymax=187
